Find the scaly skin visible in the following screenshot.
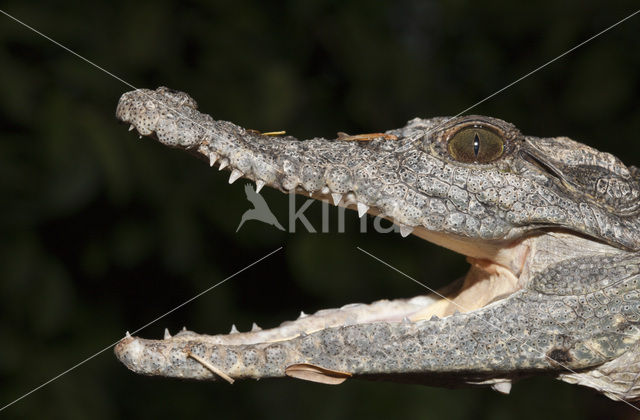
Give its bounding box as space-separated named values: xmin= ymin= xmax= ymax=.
xmin=114 ymin=87 xmax=640 ymax=401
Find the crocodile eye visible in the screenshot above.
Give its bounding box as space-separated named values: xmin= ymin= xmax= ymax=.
xmin=447 ymin=127 xmax=504 ymax=163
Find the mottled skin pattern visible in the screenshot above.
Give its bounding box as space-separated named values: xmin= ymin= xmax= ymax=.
xmin=114 ymin=87 xmax=640 ymax=402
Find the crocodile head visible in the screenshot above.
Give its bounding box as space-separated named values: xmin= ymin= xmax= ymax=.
xmin=114 ymin=87 xmax=640 ymax=401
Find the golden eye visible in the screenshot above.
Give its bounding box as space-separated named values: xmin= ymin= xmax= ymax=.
xmin=447 ymin=127 xmax=504 ymax=163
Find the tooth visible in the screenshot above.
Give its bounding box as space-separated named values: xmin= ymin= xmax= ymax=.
xmin=125 ymin=331 xmax=131 ymax=338
xmin=399 ymin=225 xmax=413 ymax=238
xmin=218 ymin=159 xmax=229 ymax=170
xmin=209 ymin=153 xmax=218 ymax=167
xmin=402 ymin=317 xmax=412 ymax=324
xmin=491 ymin=382 xmax=512 ymax=394
xmin=128 ymin=124 xmax=135 ymax=131
xmin=308 ymin=191 xmax=313 ymax=197
xmin=230 ymin=324 xmax=239 ymax=334
xmin=357 ymin=202 xmax=369 ymax=218
xmin=321 ymin=186 xmax=330 ymax=194
xmin=298 ymin=311 xmax=308 ymax=319
xmin=229 ymin=169 xmax=243 ymax=184
xmin=255 ymin=180 xmax=265 ymax=193
xmin=331 ymin=193 xmax=342 ymax=205
xmin=182 ymin=326 xmax=187 ymax=331
xmin=429 ymin=315 xmax=439 ymax=321
xmin=138 ymin=135 xmax=142 ymax=139
xmin=251 ymin=322 xmax=262 ymax=332
xmin=164 ymin=328 xmax=172 ymax=339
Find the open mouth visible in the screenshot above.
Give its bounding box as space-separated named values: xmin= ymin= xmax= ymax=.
xmin=160 ymin=241 xmax=523 ymax=348
xmin=116 ymin=223 xmax=526 ymax=362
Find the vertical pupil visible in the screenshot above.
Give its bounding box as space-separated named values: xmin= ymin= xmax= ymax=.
xmin=473 ymin=132 xmax=480 ymax=157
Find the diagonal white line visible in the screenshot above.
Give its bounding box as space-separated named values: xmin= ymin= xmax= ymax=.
xmin=453 ymin=9 xmax=639 ymax=117
xmin=357 ymin=246 xmax=640 ymax=411
xmin=0 ymin=247 xmax=283 ymax=412
xmin=0 ymin=9 xmax=136 ymax=90
xmin=352 ymin=8 xmax=640 ymax=170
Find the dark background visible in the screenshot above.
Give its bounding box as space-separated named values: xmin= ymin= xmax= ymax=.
xmin=1 ymin=1 xmax=639 ymax=418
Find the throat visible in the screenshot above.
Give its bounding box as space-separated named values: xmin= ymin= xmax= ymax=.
xmin=409 ymin=257 xmax=521 ymax=321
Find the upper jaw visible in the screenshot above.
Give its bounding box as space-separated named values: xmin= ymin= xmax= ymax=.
xmin=117 ymin=89 xmax=522 ymax=242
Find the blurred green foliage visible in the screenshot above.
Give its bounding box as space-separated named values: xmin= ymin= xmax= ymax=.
xmin=0 ymin=1 xmax=639 ymax=418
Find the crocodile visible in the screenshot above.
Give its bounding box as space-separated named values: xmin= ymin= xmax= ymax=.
xmin=113 ymin=86 xmax=640 ymax=402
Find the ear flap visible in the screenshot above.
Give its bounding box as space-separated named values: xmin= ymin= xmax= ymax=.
xmin=520 ymin=136 xmax=640 ymax=250
xmin=523 ymin=136 xmax=640 ymax=215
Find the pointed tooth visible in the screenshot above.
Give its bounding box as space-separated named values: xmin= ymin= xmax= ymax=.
xmin=331 ymin=193 xmax=342 ymax=205
xmin=164 ymin=328 xmax=172 ymax=339
xmin=298 ymin=311 xmax=308 ymax=319
xmin=357 ymin=202 xmax=369 ymax=218
xmin=125 ymin=331 xmax=131 ymax=338
xmin=251 ymin=322 xmax=262 ymax=332
xmin=429 ymin=315 xmax=439 ymax=321
xmin=182 ymin=326 xmax=187 ymax=331
xmin=491 ymin=382 xmax=512 ymax=395
xmin=128 ymin=124 xmax=135 ymax=131
xmin=228 ymin=169 xmax=243 ymax=184
xmin=218 ymin=159 xmax=229 ymax=171
xmin=230 ymin=324 xmax=239 ymax=334
xmin=402 ymin=317 xmax=412 ymax=324
xmin=255 ymin=180 xmax=265 ymax=193
xmin=399 ymin=225 xmax=414 ymax=238
xmin=138 ymin=135 xmax=142 ymax=139
xmin=209 ymin=153 xmax=218 ymax=167
xmin=308 ymin=191 xmax=313 ymax=197
xmin=321 ymin=186 xmax=330 ymax=194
